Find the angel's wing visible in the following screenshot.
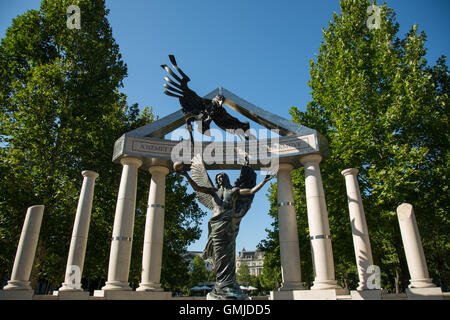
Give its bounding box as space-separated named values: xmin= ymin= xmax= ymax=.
xmin=190 ymin=154 xmax=215 ymax=210
xmin=233 ymin=164 xmax=257 ymax=189
xmin=161 ymin=55 xmax=208 ymax=115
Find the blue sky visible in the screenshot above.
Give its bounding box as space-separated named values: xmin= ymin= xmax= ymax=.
xmin=1 ymin=1 xmax=449 ymax=253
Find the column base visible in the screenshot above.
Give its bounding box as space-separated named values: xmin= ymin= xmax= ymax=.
xmin=93 ymin=290 xmax=171 ymax=300
xmin=3 ymin=280 xmax=32 ymax=291
xmin=101 ymin=281 xmax=132 ymax=291
xmin=136 ymin=282 xmax=163 ymax=292
xmin=280 ymin=281 xmax=306 ymax=291
xmin=409 ymin=278 xmax=436 ymax=288
xmin=406 ymin=287 xmax=443 ymax=300
xmin=53 ymin=290 xmax=90 ymax=300
xmin=0 ymin=289 xmax=34 ymax=300
xmin=311 ymin=280 xmax=342 ymax=291
xmin=58 ymin=283 xmax=83 ymax=292
xmin=350 ymin=290 xmax=382 ymax=300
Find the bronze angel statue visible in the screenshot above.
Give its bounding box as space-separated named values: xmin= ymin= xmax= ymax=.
xmin=175 ymin=155 xmax=273 ymax=300
xmin=161 ymin=55 xmax=251 ymax=139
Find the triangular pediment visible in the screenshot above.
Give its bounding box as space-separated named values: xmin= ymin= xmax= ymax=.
xmin=113 ymin=88 xmax=329 ymax=169
xmin=125 ymin=87 xmax=316 ymax=138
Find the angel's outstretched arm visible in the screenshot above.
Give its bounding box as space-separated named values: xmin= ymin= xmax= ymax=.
xmin=179 ymin=170 xmax=217 ymax=195
xmin=238 ymin=174 xmax=274 ymax=196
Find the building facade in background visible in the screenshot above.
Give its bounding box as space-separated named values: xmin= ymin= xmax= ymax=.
xmin=235 ymin=248 xmax=264 ymax=276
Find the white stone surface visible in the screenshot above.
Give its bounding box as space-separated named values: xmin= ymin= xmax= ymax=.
xmin=397 ymin=203 xmax=436 ymax=289
xmin=341 ymin=168 xmax=374 ymax=290
xmin=300 ymin=154 xmax=338 ymax=290
xmin=3 ymin=205 xmax=44 ymax=291
xmin=93 ymin=290 xmax=171 ymax=300
xmin=350 ymin=290 xmax=381 ymax=300
xmin=406 ymin=287 xmax=443 ymax=300
xmin=60 ymin=170 xmax=98 ymax=292
xmin=53 ymin=290 xmax=90 ymax=300
xmin=103 ymin=157 xmax=142 ymax=291
xmin=276 ymin=163 xmax=304 ymax=291
xmin=0 ymin=289 xmax=34 ymax=300
xmin=137 ymin=165 xmax=169 ymax=292
xmin=271 ymin=288 xmax=348 ymax=300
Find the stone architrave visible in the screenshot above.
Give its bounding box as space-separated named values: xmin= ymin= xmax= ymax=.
xmin=101 ymin=157 xmax=142 ymax=291
xmin=137 ymin=165 xmax=170 ymax=292
xmin=58 ymin=170 xmax=99 ymax=295
xmin=276 ymin=163 xmax=304 ymax=291
xmin=2 ymin=205 xmax=44 ymax=299
xmin=300 ymin=154 xmax=338 ymax=290
xmin=341 ymin=168 xmax=374 ymax=290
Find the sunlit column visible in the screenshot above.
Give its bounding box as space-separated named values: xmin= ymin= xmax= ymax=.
xmin=137 ymin=165 xmax=169 ymax=292
xmin=102 ymin=157 xmax=142 ymax=291
xmin=277 ymin=163 xmax=304 ymax=290
xmin=300 ymin=154 xmax=338 ymax=290
xmin=341 ymin=168 xmax=374 ymax=290
xmin=60 ymin=170 xmax=99 ymax=291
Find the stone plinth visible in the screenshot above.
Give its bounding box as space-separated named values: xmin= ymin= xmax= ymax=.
xmin=0 ymin=289 xmax=34 ymax=300
xmin=93 ymin=290 xmax=171 ymax=300
xmin=270 ymin=288 xmax=348 ymax=300
xmin=53 ymin=290 xmax=90 ymax=300
xmin=350 ymin=290 xmax=381 ymax=300
xmin=406 ymin=287 xmax=443 ymax=300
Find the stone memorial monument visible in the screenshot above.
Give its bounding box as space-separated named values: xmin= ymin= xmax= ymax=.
xmin=2 ymin=55 xmax=443 ymax=301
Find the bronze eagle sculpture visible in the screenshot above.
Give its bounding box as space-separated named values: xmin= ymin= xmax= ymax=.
xmin=161 ymin=55 xmax=250 ymax=139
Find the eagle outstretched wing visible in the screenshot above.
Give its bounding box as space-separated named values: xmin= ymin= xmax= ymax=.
xmin=161 ymin=55 xmax=251 ymax=138
xmin=190 ymin=154 xmax=215 ymax=210
xmin=161 ymin=55 xmax=208 ymax=115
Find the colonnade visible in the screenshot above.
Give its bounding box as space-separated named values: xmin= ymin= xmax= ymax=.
xmin=1 ymin=154 xmax=442 ymax=299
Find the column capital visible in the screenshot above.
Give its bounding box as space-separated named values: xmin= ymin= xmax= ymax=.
xmin=82 ymin=170 xmax=99 ymax=179
xmin=277 ymin=163 xmax=294 ymax=172
xmin=299 ymin=154 xmax=322 ymax=165
xmin=120 ymin=157 xmax=143 ymax=168
xmin=341 ymin=168 xmax=359 ymax=176
xmin=148 ymin=165 xmax=170 ymax=175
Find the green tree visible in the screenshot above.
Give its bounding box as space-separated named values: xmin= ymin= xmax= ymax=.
xmin=236 ymin=261 xmax=251 ymax=285
xmin=187 ymin=255 xmax=210 ymax=295
xmin=261 ymin=0 xmax=449 ymax=292
xmin=0 ymin=0 xmax=205 ymax=292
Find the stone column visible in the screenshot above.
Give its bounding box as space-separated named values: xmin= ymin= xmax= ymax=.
xmin=276 ymin=163 xmax=304 ymax=291
xmin=102 ymin=157 xmax=142 ymax=291
xmin=137 ymin=165 xmax=169 ymax=292
xmin=59 ymin=170 xmax=99 ymax=292
xmin=397 ymin=203 xmax=436 ymax=288
xmin=300 ymin=154 xmax=338 ymax=290
xmin=341 ymin=168 xmax=374 ymax=290
xmin=4 ymin=205 xmax=44 ymax=291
